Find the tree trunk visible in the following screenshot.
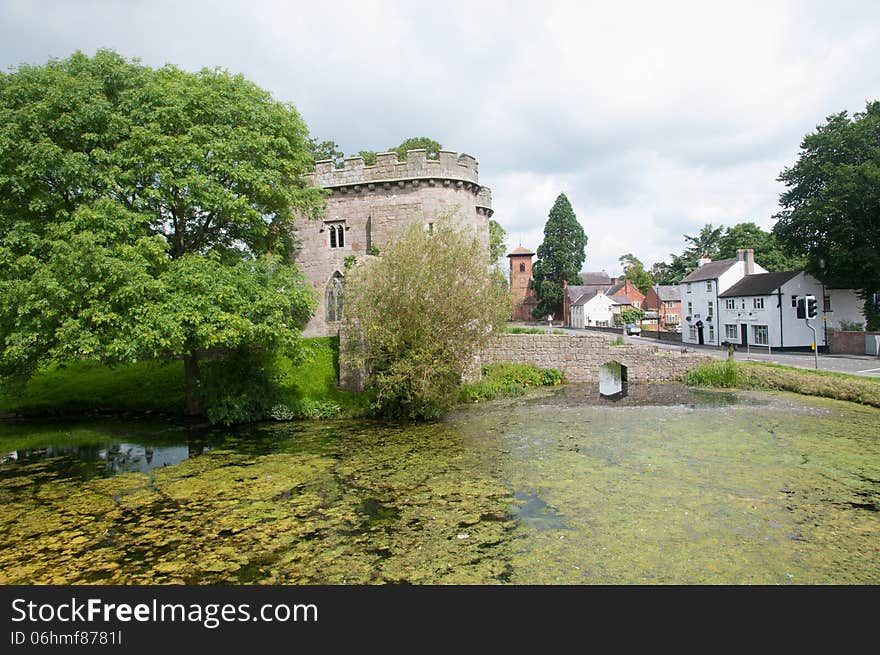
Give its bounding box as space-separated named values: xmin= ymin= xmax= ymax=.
xmin=183 ymin=350 xmax=204 ymax=416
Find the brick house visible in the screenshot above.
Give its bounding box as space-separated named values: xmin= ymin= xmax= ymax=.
xmin=643 ymin=285 xmax=681 ymax=330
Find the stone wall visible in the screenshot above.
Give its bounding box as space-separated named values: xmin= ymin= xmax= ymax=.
xmin=478 ymin=333 xmax=712 ymax=382
xmin=295 ymin=148 xmax=492 ymax=337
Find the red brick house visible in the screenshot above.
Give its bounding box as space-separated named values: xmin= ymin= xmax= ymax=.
xmin=643 ymin=285 xmax=681 ymax=330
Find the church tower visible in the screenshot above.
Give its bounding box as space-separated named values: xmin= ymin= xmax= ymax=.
xmin=507 ymin=246 xmax=537 ymax=321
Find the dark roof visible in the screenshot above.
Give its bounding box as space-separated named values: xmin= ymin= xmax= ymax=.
xmin=566 ymin=284 xmax=609 ymax=301
xmin=579 ymin=271 xmax=613 ymax=285
xmin=719 ymin=271 xmax=802 ymax=297
xmin=609 ymin=294 xmax=631 ymax=305
xmin=679 ymin=258 xmax=738 ymax=283
xmin=507 ymin=246 xmax=535 ymax=257
xmin=653 ymin=285 xmax=679 ymax=302
xmin=571 ymin=291 xmax=597 ymax=306
xmin=606 ymin=282 xmax=625 ymax=296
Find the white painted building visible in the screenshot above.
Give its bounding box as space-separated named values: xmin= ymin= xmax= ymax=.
xmin=718 ymin=271 xmax=865 ymax=350
xmin=680 ymin=249 xmax=767 ymax=347
xmin=570 ymin=289 xmax=616 ymax=328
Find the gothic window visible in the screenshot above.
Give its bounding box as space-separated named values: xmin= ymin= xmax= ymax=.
xmin=326 ymin=222 xmax=345 ymax=249
xmin=326 ymin=272 xmax=344 ymax=323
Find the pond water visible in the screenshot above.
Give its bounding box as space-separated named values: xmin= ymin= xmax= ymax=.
xmin=1 ymin=384 xmax=878 ymax=584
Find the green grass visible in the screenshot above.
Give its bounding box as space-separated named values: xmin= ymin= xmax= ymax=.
xmin=459 ymin=363 xmax=565 ymax=403
xmin=686 ymin=360 xmax=880 ymax=407
xmin=0 ymin=337 xmax=369 ymax=419
xmin=505 ymin=326 xmax=565 ymax=335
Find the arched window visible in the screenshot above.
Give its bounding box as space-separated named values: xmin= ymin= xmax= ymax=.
xmin=326 ymin=222 xmax=346 ymax=249
xmin=519 ymin=262 xmax=526 ymax=272
xmin=326 ymin=273 xmax=344 ymax=323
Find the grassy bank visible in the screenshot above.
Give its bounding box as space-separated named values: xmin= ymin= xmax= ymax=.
xmin=0 ymin=337 xmax=369 ymax=420
xmin=459 ymin=363 xmax=565 ymax=403
xmin=686 ymin=360 xmax=880 ymax=407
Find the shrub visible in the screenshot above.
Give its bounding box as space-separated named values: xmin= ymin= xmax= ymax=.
xmin=343 ymin=218 xmax=511 ymax=420
xmin=459 ymin=363 xmax=566 ymax=403
xmin=199 ymin=349 xmax=282 ymax=425
xmin=609 ymin=336 xmax=625 ymax=347
xmin=839 ymin=320 xmax=864 ymax=331
xmin=685 ymin=360 xmax=739 ymax=387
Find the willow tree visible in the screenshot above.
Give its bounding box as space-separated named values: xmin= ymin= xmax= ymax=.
xmin=342 ymin=218 xmax=510 ymax=420
xmin=0 ymin=50 xmax=323 ymax=414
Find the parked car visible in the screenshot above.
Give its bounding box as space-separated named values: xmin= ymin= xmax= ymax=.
xmin=671 ymin=325 xmax=683 ymax=334
xmin=625 ymin=323 xmax=641 ymax=335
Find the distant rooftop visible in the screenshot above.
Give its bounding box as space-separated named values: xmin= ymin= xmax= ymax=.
xmin=507 ymin=246 xmax=535 ymax=257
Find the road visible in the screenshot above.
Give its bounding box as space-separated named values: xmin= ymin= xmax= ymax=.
xmin=526 ymin=325 xmax=880 ymax=378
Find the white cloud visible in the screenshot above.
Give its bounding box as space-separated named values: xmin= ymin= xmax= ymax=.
xmin=2 ymin=0 xmax=878 ymax=277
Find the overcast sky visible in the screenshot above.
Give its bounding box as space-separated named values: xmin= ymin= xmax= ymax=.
xmin=2 ymin=0 xmax=878 ymax=276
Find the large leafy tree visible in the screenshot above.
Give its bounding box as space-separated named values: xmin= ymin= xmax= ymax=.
xmin=651 ymin=223 xmax=724 ymax=284
xmin=773 ymin=101 xmax=880 ymax=325
xmin=717 ymin=222 xmax=803 ymax=272
xmin=489 ymin=219 xmax=507 ymax=264
xmin=390 ymin=136 xmax=442 ymax=161
xmin=618 ymin=253 xmax=655 ymax=294
xmin=0 ymin=50 xmax=323 ymax=414
xmin=343 ymin=217 xmax=510 ymax=420
xmin=532 ymin=193 xmax=586 ymax=319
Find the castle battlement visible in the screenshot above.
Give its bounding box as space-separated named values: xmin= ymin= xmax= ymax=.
xmin=309 ymin=148 xmax=481 ymax=188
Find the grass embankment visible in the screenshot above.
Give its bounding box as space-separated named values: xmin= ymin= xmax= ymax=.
xmin=686 ymin=360 xmax=880 ymax=407
xmin=0 ymin=337 xmax=369 ymax=419
xmin=459 ymin=363 xmax=565 ymax=403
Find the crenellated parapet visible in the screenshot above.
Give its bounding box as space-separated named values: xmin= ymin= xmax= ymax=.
xmin=309 ymin=149 xmax=482 ymax=191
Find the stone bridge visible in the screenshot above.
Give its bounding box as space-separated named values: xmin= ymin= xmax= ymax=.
xmin=477 ymin=333 xmax=712 ymax=382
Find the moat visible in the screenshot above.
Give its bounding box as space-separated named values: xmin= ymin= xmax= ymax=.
xmin=1 ymin=384 xmax=878 ymax=584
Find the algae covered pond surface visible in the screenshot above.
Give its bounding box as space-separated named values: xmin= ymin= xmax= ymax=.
xmin=1 ymin=384 xmax=878 ymax=584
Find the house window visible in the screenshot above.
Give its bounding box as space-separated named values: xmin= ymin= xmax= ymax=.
xmin=689 ymin=325 xmax=697 ymax=340
xmin=667 ymin=314 xmax=679 ymax=324
xmin=725 ymin=298 xmax=736 ymax=310
xmin=326 ymin=222 xmax=345 ymax=249
xmin=725 ymin=324 xmax=738 ymax=340
xmin=741 ymin=299 xmax=746 ymax=310
xmin=686 ymin=283 xmax=692 ymax=294
xmin=708 ymin=324 xmax=715 ymax=342
xmin=326 ymin=272 xmax=344 ymax=323
xmin=707 ymin=301 xmax=714 ymax=317
xmin=687 ymin=301 xmax=693 ymax=317
xmin=753 ymin=298 xmax=764 ymax=310
xmin=824 ymin=295 xmax=832 ymax=312
xmin=519 ymin=262 xmax=526 ymax=273
xmin=665 ymin=301 xmax=675 ymax=308
xmin=633 ymin=301 xmax=640 ymax=308
xmin=706 ymin=280 xmax=713 ymax=292
xmin=791 ymin=295 xmax=798 ymax=308
xmin=753 ymin=325 xmax=768 ymax=345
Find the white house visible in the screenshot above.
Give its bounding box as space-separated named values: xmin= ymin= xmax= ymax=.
xmin=718 ymin=271 xmax=865 ymax=350
xmin=570 ymin=290 xmax=616 ymax=328
xmin=680 ymin=249 xmax=768 ymax=346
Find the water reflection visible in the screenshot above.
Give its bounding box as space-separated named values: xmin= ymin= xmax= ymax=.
xmin=599 ymin=361 xmax=628 ymax=400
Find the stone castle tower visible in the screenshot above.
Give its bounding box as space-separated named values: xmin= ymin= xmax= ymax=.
xmin=507 ymin=246 xmax=537 ymax=321
xmin=294 ymin=149 xmax=493 ymax=337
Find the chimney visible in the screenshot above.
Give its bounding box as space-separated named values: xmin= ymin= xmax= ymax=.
xmin=736 ymin=248 xmax=755 ymax=275
xmin=697 ymin=253 xmax=712 ymax=268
